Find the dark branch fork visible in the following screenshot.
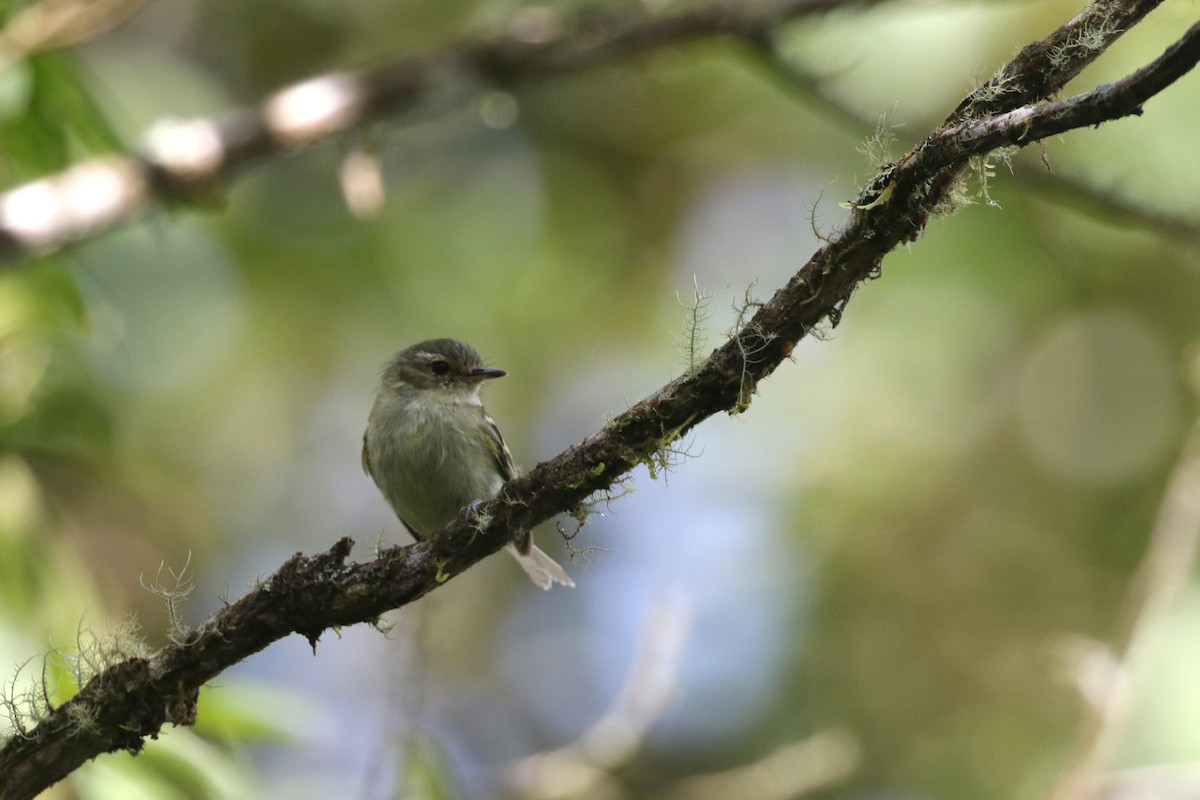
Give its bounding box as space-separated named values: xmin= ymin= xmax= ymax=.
xmin=1 ymin=1 xmax=1196 ymax=798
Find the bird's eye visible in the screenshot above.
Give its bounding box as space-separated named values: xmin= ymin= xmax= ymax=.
xmin=430 ymin=360 xmax=451 ymax=376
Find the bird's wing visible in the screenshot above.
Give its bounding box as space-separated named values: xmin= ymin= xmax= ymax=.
xmin=482 ymin=408 xmax=530 ymax=553
xmin=362 ymin=431 xmax=422 ymax=539
xmin=483 ymin=411 xmax=518 ymax=482
xmin=361 ymin=432 xmax=373 ymax=476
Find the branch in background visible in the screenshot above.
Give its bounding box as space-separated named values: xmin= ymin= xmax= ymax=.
xmin=1094 ymin=763 xmax=1200 ymax=799
xmin=1014 ymin=166 xmax=1200 ymax=249
xmin=506 ymin=591 xmax=694 ymax=799
xmin=1048 ymin=362 xmax=1200 ymax=800
xmin=0 ymin=0 xmax=150 ymax=67
xmin=0 ymin=0 xmax=1194 ymax=797
xmin=0 ymin=0 xmax=876 ymax=263
xmin=668 ymin=730 xmax=859 ymax=800
xmin=915 ymin=21 xmax=1200 ymax=174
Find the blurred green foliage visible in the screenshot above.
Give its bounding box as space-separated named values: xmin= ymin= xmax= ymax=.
xmin=1 ymin=0 xmax=1199 ymax=799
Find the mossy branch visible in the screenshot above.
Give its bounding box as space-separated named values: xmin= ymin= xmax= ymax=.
xmin=0 ymin=1 xmax=1196 ymax=798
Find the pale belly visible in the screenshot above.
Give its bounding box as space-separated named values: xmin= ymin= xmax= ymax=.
xmin=366 ymin=398 xmax=503 ymax=538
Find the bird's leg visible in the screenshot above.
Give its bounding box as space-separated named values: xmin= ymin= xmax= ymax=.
xmin=458 ymin=499 xmax=531 ymax=553
xmin=459 ymin=498 xmax=485 ymax=520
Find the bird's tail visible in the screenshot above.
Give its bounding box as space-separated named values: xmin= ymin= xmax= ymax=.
xmin=505 ymin=543 xmax=575 ymax=590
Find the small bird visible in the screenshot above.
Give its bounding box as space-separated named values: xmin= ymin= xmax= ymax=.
xmin=362 ymin=338 xmax=574 ymax=589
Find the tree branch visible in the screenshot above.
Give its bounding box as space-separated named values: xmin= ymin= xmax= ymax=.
xmin=0 ymin=0 xmax=876 ymax=263
xmin=917 ymin=20 xmax=1200 ymax=174
xmin=740 ymin=27 xmax=1200 ymax=247
xmin=0 ymin=0 xmax=1194 ymax=797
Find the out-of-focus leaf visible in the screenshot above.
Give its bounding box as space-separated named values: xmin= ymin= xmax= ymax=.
xmin=0 ymin=62 xmax=33 ymax=123
xmin=30 ymin=51 xmax=123 ymax=153
xmin=71 ymin=757 xmax=188 ymax=800
xmin=74 ymin=725 xmax=258 ymax=800
xmin=0 ymin=51 xmax=121 ymax=182
xmin=400 ymin=733 xmax=457 ymax=800
xmin=6 ymin=383 xmax=115 ymax=459
xmin=194 ymin=680 xmax=323 ymax=744
xmin=24 ymin=258 xmax=88 ymax=327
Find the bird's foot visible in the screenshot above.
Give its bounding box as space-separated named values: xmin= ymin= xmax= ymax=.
xmin=459 ymin=499 xmax=485 ymax=522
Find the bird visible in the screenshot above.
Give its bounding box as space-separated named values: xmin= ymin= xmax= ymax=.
xmin=362 ymin=338 xmax=574 ymax=589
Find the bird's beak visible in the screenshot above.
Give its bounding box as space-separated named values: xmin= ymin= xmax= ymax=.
xmin=469 ymin=367 xmax=507 ymax=381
